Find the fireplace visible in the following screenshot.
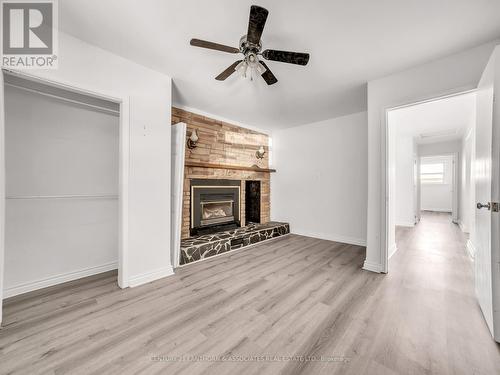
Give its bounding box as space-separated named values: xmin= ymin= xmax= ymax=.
xmin=201 ymin=200 xmax=234 ymax=226
xmin=190 ymin=179 xmax=241 ymax=236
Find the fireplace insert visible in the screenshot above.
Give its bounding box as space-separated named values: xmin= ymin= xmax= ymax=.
xmin=190 ymin=179 xmax=241 ymax=236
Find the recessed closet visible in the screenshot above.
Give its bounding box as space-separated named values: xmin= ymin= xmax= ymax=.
xmin=3 ymin=73 xmax=120 ymax=297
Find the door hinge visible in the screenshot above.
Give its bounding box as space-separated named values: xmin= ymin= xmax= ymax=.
xmin=491 ymin=202 xmax=499 ymax=212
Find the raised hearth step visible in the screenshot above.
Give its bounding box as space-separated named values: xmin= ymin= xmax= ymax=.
xmin=180 ymin=222 xmax=290 ymax=265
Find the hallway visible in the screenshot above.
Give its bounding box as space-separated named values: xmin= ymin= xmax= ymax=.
xmin=388 ymin=211 xmax=500 ymax=374
xmin=395 ymin=211 xmax=464 ymax=253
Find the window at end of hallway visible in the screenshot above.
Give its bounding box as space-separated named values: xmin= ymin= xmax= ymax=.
xmin=421 ymin=162 xmax=445 ymax=184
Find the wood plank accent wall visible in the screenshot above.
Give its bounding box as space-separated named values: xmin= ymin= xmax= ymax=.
xmin=172 ymin=107 xmax=271 ymax=239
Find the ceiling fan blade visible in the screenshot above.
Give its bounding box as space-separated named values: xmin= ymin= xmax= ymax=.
xmin=259 ymin=61 xmax=278 ymax=85
xmin=215 ymin=60 xmax=242 ymax=81
xmin=262 ymin=49 xmax=310 ymax=66
xmin=190 ymin=38 xmax=240 ymax=54
xmin=247 ymin=5 xmax=268 ymax=45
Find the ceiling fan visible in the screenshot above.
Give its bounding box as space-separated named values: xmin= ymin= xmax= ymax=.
xmin=190 ymin=5 xmax=310 ymax=85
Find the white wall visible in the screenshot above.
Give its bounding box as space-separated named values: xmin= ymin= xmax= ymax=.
xmin=0 ymin=32 xmax=173 ymax=321
xmin=395 ymin=135 xmax=416 ymax=226
xmin=387 ymin=123 xmax=417 ymax=260
xmin=418 ymin=140 xmax=461 ymax=156
xmin=420 ymin=155 xmax=454 ymax=212
xmin=366 ymin=41 xmax=497 ymax=273
xmin=3 ymin=85 xmax=119 ymax=296
xmin=271 ymin=111 xmax=367 ymax=246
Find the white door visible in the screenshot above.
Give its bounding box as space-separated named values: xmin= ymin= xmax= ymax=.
xmin=171 ymin=122 xmax=186 ymax=268
xmin=475 ymin=47 xmax=500 ymax=342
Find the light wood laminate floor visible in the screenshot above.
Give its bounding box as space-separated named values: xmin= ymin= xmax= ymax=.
xmin=1 ymin=212 xmax=499 ymax=374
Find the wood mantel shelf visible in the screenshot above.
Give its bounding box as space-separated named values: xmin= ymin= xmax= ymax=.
xmin=185 ymin=161 xmax=276 ymax=173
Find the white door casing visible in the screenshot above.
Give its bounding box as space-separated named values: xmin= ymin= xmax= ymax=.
xmin=171 ymin=122 xmax=186 ymax=268
xmin=452 ymin=153 xmax=459 ymax=223
xmin=413 ymin=155 xmax=419 ymax=224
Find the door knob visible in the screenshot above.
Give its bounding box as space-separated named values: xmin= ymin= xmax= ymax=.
xmin=477 ymin=202 xmax=491 ymax=210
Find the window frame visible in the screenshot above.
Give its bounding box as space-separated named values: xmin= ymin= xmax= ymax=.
xmin=420 ymin=160 xmax=446 ymax=185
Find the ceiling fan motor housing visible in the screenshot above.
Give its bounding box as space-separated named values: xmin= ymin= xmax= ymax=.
xmin=239 ymin=35 xmax=262 ymax=56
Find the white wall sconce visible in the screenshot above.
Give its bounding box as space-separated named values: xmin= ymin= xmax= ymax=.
xmin=256 ymin=145 xmax=266 ymax=159
xmin=187 ymin=129 xmax=199 ymax=149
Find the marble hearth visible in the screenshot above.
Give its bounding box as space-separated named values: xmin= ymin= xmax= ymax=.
xmin=180 ymin=222 xmax=290 ymax=265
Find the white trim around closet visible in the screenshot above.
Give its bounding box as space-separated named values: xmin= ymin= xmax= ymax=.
xmin=1 ymin=68 xmax=131 ymax=290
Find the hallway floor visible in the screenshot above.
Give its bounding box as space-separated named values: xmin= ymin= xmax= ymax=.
xmin=392 ymin=211 xmax=500 ymax=374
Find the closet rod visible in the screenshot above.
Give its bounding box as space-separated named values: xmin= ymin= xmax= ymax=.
xmin=6 ymin=194 xmax=118 ymax=200
xmin=4 ymin=82 xmax=120 ymax=116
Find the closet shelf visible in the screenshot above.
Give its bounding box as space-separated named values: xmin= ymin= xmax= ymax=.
xmin=6 ymin=194 xmax=118 ymax=200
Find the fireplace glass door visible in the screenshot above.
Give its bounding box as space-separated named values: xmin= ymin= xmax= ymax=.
xmin=201 ymin=200 xmax=234 ymax=226
xmin=190 ymin=179 xmax=241 ymax=236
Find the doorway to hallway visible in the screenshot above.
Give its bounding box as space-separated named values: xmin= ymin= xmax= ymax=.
xmin=386 ymin=91 xmax=476 ymax=266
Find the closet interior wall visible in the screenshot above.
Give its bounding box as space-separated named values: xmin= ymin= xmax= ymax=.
xmin=3 ymin=73 xmax=120 ymax=297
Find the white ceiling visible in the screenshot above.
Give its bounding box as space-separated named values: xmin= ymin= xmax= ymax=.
xmin=389 ymin=91 xmax=476 ymax=144
xmin=58 ymin=0 xmax=500 ymax=130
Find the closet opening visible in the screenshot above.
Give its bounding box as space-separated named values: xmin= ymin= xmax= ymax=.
xmin=2 ymin=71 xmax=124 ymax=298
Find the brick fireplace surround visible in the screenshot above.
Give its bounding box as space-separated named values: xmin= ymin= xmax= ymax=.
xmin=171 ymin=107 xmax=271 ymax=240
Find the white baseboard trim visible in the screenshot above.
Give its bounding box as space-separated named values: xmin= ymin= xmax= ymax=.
xmin=3 ymin=261 xmax=118 ymax=298
xmin=395 ymin=221 xmax=415 ymax=228
xmin=458 ymin=220 xmax=469 ymax=233
xmin=291 ymin=230 xmax=366 ymax=247
xmin=388 ymin=243 xmax=398 ymax=259
xmin=466 ymin=239 xmax=476 ymax=260
xmin=128 ymin=265 xmax=174 ymax=288
xmin=421 ymin=208 xmax=452 ymax=213
xmin=362 ymin=260 xmax=383 ymax=273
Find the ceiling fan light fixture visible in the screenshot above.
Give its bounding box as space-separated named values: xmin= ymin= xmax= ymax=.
xmin=242 ymin=55 xmax=267 ymax=81
xmin=235 ymin=60 xmax=248 ymax=78
xmin=256 ymin=61 xmax=266 ymax=75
